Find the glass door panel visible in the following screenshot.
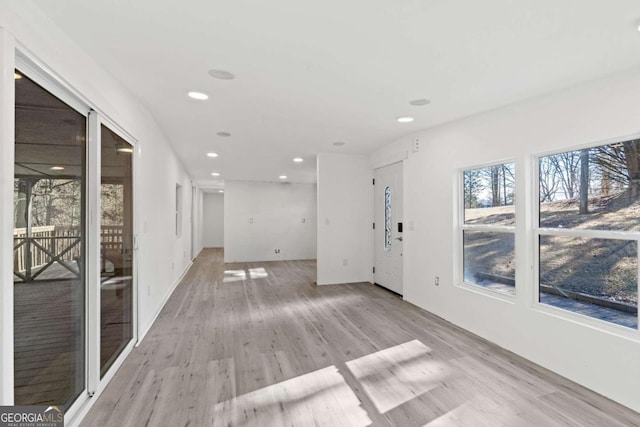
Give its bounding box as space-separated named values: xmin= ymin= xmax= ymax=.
xmin=13 ymin=70 xmax=86 ymax=407
xmin=100 ymin=125 xmax=133 ymax=377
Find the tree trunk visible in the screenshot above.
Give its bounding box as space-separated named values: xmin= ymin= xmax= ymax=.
xmin=579 ymin=149 xmax=589 ymax=214
xmin=623 ymin=140 xmax=640 ymax=199
xmin=491 ymin=166 xmax=501 ymax=206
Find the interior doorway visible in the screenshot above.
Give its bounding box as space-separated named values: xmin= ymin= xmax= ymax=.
xmin=203 ymin=191 xmax=224 ymax=248
xmin=374 ymin=162 xmax=403 ymax=295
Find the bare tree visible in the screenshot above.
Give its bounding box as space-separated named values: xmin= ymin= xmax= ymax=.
xmin=548 ymin=151 xmax=580 ymax=200
xmin=539 ymin=157 xmax=560 ymax=202
xmin=593 ymin=139 xmax=640 ymax=199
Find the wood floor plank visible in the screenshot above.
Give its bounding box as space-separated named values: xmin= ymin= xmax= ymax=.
xmin=80 ymin=249 xmax=640 ymax=427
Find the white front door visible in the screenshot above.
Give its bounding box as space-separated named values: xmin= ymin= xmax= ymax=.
xmin=374 ymin=162 xmax=403 ymax=295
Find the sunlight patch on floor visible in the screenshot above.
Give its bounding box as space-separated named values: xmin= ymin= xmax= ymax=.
xmin=223 ymin=268 xmax=269 ymax=283
xmin=248 ymin=267 xmax=268 ymax=279
xmin=211 ymin=365 xmax=371 ymax=427
xmin=346 ymin=340 xmax=449 ymax=414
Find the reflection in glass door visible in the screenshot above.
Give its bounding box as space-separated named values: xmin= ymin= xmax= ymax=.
xmin=13 ymin=71 xmax=86 ymax=407
xmin=100 ymin=125 xmax=133 ymax=377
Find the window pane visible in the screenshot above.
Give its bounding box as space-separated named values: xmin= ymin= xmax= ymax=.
xmin=464 ymin=163 xmax=515 ymax=226
xmin=539 ymin=235 xmax=637 ymax=329
xmin=384 ymin=186 xmax=391 ymax=251
xmin=539 ymin=140 xmax=640 ymax=231
xmin=14 ymin=71 xmax=86 ymax=407
xmin=100 ymin=125 xmax=134 ymax=377
xmin=463 ymin=231 xmax=515 ymax=295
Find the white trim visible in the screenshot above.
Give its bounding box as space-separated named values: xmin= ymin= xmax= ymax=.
xmin=86 ymin=111 xmax=100 ymax=396
xmin=538 ymin=227 xmax=640 ymax=241
xmin=15 ymin=47 xmax=89 ymax=115
xmin=136 ymin=260 xmax=193 ymax=344
xmin=456 ymin=281 xmax=517 ymax=304
xmin=461 ymin=224 xmax=516 ymax=233
xmin=0 ymin=27 xmax=16 ymax=406
xmin=66 ymin=339 xmax=136 ymax=427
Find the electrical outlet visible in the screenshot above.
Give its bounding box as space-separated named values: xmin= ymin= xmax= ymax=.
xmin=434 ymin=276 xmax=439 ymax=286
xmin=275 ymin=249 xmax=280 ymax=254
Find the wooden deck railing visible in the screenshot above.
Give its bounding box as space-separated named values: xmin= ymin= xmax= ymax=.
xmin=13 ymin=225 xmax=124 ymax=282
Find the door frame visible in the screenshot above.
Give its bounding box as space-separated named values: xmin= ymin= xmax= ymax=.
xmin=373 ymin=160 xmax=405 ymax=295
xmin=9 ymin=44 xmax=139 ymax=424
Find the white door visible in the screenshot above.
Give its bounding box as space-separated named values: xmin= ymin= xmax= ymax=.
xmin=374 ymin=162 xmax=403 ymax=294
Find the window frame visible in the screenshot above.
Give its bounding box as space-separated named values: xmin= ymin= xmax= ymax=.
xmin=532 ymin=136 xmax=640 ymax=334
xmin=456 ymin=159 xmax=517 ymax=300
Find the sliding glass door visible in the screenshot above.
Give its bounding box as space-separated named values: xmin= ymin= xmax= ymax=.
xmin=100 ymin=125 xmax=133 ymax=377
xmin=13 ymin=71 xmax=86 ymax=407
xmin=12 ymin=64 xmax=137 ymax=415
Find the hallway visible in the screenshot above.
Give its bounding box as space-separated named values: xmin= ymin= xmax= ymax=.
xmin=80 ymin=249 xmax=640 ymax=426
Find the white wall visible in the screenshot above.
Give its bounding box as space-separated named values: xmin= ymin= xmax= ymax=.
xmin=224 ymin=181 xmax=316 ymax=262
xmin=0 ymin=0 xmax=194 ymax=405
xmin=317 ymin=153 xmax=373 ymax=285
xmin=371 ymin=67 xmax=640 ymax=412
xmin=203 ymin=193 xmax=224 ymax=248
xmin=0 ymin=27 xmax=15 ymax=405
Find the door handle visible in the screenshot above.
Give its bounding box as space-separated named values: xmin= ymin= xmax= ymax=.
xmin=394 ymin=237 xmax=403 ymax=241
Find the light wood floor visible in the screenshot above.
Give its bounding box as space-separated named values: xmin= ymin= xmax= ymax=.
xmin=80 ymin=248 xmax=640 ymax=426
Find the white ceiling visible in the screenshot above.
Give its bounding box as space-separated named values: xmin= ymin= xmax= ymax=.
xmin=34 ymin=0 xmax=640 ymax=186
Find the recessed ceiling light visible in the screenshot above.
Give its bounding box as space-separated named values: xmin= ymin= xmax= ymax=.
xmin=188 ymin=91 xmax=209 ymax=100
xmin=333 ymin=141 xmax=346 ymax=147
xmin=279 ymin=175 xmax=287 ymax=179
xmin=396 ymin=116 xmax=414 ymax=123
xmin=117 ymin=147 xmax=133 ymax=153
xmin=207 ymin=152 xmax=219 ymax=158
xmin=218 ymin=190 xmax=224 ymax=193
xmin=50 ymin=166 xmax=65 ymax=171
xmin=216 ymin=132 xmax=231 ymax=137
xmin=409 ymin=98 xmax=430 ymax=106
xmin=14 ymin=72 xmax=22 ymax=80
xmin=208 ymin=69 xmax=235 ymax=80
xmin=211 ymin=172 xmax=221 ymax=176
xmin=293 ymin=157 xmax=304 ymax=163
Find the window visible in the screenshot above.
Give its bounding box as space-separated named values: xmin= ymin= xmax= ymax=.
xmin=384 ymin=186 xmax=391 ymax=252
xmin=537 ymin=141 xmax=638 ymax=328
xmin=461 ymin=163 xmax=516 ymax=295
